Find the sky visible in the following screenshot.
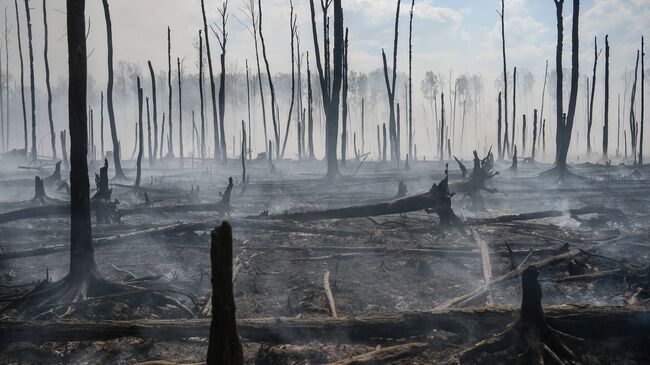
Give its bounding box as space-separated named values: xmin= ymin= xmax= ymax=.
xmin=0 ymin=0 xmax=648 ymax=160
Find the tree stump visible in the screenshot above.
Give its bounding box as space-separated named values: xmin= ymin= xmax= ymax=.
xmin=206 ymin=222 xmax=244 ymax=365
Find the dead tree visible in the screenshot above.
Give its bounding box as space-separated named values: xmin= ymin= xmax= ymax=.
xmin=408 ymin=0 xmax=414 ymax=160
xmin=198 ymin=31 xmax=206 ymax=160
xmin=382 ymin=0 xmax=401 ymax=162
xmin=309 ymin=0 xmax=344 ymax=180
xmin=135 ymin=77 xmax=143 ymax=188
xmin=361 ymin=98 xmax=365 ymax=154
xmin=587 ymin=36 xmax=600 ymax=156
xmin=603 ymin=35 xmax=609 ymax=159
xmin=522 ymin=114 xmax=527 ymax=155
xmin=245 ymin=60 xmax=251 ymax=160
xmin=42 ymin=0 xmax=56 ymax=159
xmin=307 ymin=52 xmax=315 ymax=159
xmin=497 ymin=92 xmax=502 ymax=158
xmin=166 ymin=27 xmax=174 ymax=158
xmin=639 ymin=37 xmax=645 ymax=165
xmin=539 ymin=60 xmax=548 ymax=154
xmin=214 ymin=0 xmax=229 ymax=161
xmin=206 ymin=222 xmax=244 ymax=365
xmin=440 ymin=92 xmax=445 ymax=160
xmin=60 ymin=131 xmax=69 ymax=171
xmin=15 ymin=0 xmax=27 ymax=153
xmin=147 ymin=61 xmax=158 ymax=163
xmin=200 ymin=0 xmax=220 ymax=160
xmin=382 ymin=123 xmax=387 ymax=161
xmin=160 ymin=113 xmax=165 ymax=159
xmin=532 ymin=109 xmax=538 ymax=160
xmin=497 ymin=0 xmax=508 ymax=160
xmin=100 ymin=92 xmax=104 ymax=159
xmin=630 ymin=50 xmax=640 ymax=164
xmin=3 ymin=9 xmax=7 ymax=151
xmin=545 ymin=0 xmax=580 ymax=179
xmin=280 ymin=3 xmax=297 ymax=159
xmin=452 ymin=150 xmax=498 ymax=210
xmin=146 ymin=97 xmax=152 ymax=167
xmin=241 ymin=121 xmax=247 ymax=184
xmin=24 ymin=0 xmax=36 ymax=159
xmin=177 ymin=57 xmax=184 ymax=166
xmin=511 ymin=66 xmax=517 ymax=156
xmin=0 ymin=25 xmax=3 ymax=152
xmin=101 ymin=0 xmax=124 ymax=179
xmin=259 ymin=0 xmax=279 ymax=159
xmin=340 ymin=27 xmax=349 ymax=164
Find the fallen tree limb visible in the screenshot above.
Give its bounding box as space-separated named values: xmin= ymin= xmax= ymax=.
xmin=0 ymin=305 xmax=647 ymax=344
xmin=466 ymin=206 xmax=629 ymax=227
xmin=326 ymin=342 xmax=429 ymax=365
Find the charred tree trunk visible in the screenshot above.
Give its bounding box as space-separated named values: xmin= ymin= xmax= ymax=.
xmin=101 ymin=0 xmax=124 ymax=179
xmin=630 ymin=50 xmax=640 ymax=164
xmin=241 ymin=121 xmax=247 ymax=184
xmin=24 ymin=0 xmax=37 ymax=160
xmin=361 ymin=98 xmax=365 ymax=154
xmin=539 ymin=60 xmax=548 ymax=155
xmin=639 ymin=37 xmax=645 ymax=165
xmin=440 ymin=92 xmax=445 ymax=160
xmin=15 ymin=0 xmax=28 ymax=154
xmin=160 ymin=113 xmax=165 ymax=160
xmin=100 ymin=92 xmax=105 ymax=159
xmin=215 ymin=1 xmax=228 ymax=161
xmin=177 ymin=57 xmax=184 ymax=166
xmin=0 ymin=24 xmax=3 ymax=152
xmin=532 ymin=109 xmax=538 ymax=160
xmin=42 ymin=0 xmax=56 ymax=160
xmin=146 ymin=98 xmax=152 ymax=167
xmin=60 ymin=130 xmax=69 ymax=172
xmin=280 ymin=4 xmax=297 ymax=159
xmin=307 ymin=52 xmax=315 ymax=160
xmin=3 ymin=10 xmax=7 ymax=152
xmin=259 ymin=0 xmax=279 ymax=159
xmin=382 ymin=0 xmax=401 ymax=162
xmin=498 ymin=0 xmax=508 ymax=160
xmin=206 ymin=222 xmax=244 ymax=365
xmin=245 ymin=59 xmax=251 ymax=161
xmin=408 ymin=0 xmax=414 ymax=161
xmin=147 ymin=61 xmax=158 ymax=163
xmin=382 ymin=123 xmax=387 ymax=162
xmin=511 ymin=66 xmax=517 ymax=156
xmin=68 ymin=0 xmax=96 ymax=280
xmin=522 ymin=114 xmax=526 ymax=155
xmin=309 ymin=0 xmax=343 ymax=180
xmin=166 ymin=27 xmax=174 ymax=158
xmin=340 ymin=27 xmax=349 ymax=165
xmin=135 ymin=77 xmax=143 ymax=188
xmin=198 ymin=31 xmax=206 ymax=160
xmin=588 ymin=36 xmax=599 ymax=157
xmin=603 ymin=35 xmax=609 ymax=159
xmin=497 ymin=92 xmax=502 ymax=159
xmin=200 ymin=0 xmax=219 ymax=160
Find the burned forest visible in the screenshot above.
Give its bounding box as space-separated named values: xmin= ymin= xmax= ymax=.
xmin=1 ymin=0 xmax=650 ymax=364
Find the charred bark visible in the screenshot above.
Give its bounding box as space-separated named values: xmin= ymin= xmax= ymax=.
xmin=166 ymin=27 xmax=174 ymax=158
xmin=42 ymin=0 xmax=56 ymax=160
xmin=15 ymin=0 xmax=27 ymax=154
xmin=177 ymin=57 xmax=184 ymax=166
xmin=135 ymin=78 xmax=144 ymax=188
xmin=498 ymin=0 xmax=508 ymax=160
xmin=603 ymin=35 xmax=609 ymax=159
xmin=340 ymin=27 xmax=349 ymax=164
xmin=24 ymin=0 xmax=36 ymax=160
xmin=588 ymin=36 xmax=600 ymax=157
xmin=259 ymin=0 xmax=279 ymax=159
xmin=147 ymin=61 xmax=158 ymax=163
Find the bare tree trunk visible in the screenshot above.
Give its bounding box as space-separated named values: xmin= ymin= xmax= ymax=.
xmin=67 ymin=0 xmax=96 ymax=279
xmin=166 ymin=27 xmax=174 ymax=158
xmin=381 ymin=0 xmax=401 ymax=162
xmin=440 ymin=92 xmax=445 ymax=160
xmin=24 ymin=0 xmax=37 ymax=160
xmin=15 ymin=0 xmax=27 ymax=154
xmin=198 ymin=31 xmax=206 ymax=160
xmin=42 ymin=0 xmax=56 ymax=160
xmin=587 ymin=36 xmax=599 ymax=157
xmin=101 ymin=0 xmax=124 ymax=178
xmin=241 ymin=121 xmax=246 ymax=183
xmin=539 ymin=60 xmax=548 ymax=155
xmin=498 ymin=0 xmax=508 ymax=160
xmin=0 ymin=32 xmax=3 ymax=152
xmin=200 ymin=0 xmax=220 ymax=160
xmin=160 ymin=113 xmax=165 ymax=160
xmin=376 ymin=124 xmax=380 ymax=160
xmin=206 ymin=222 xmax=244 ymax=365
xmin=245 ymin=59 xmax=251 ymax=160
xmin=408 ymin=0 xmax=414 ymax=160
xmin=135 ymin=77 xmax=143 ymax=188
xmin=309 ymin=0 xmax=343 ymax=180
xmin=497 ymin=92 xmax=502 ymax=158
xmin=259 ymin=0 xmax=279 ymax=159
xmin=522 ymin=114 xmax=527 ymax=155
xmin=532 ymin=109 xmax=538 ymax=160
xmin=511 ymin=66 xmax=517 ymax=156
xmin=603 ymin=35 xmax=609 ymax=159
xmin=147 ymin=61 xmax=158 ymax=163
xmin=3 ymin=9 xmax=8 ymax=152
xmin=280 ymin=4 xmax=297 ymax=159
xmin=60 ymin=130 xmax=69 ymax=171
xmin=340 ymin=27 xmax=348 ymax=165
xmin=146 ymin=97 xmax=152 ymax=167
xmin=630 ymin=50 xmax=639 ymax=164
xmin=215 ymin=1 xmax=229 ymax=161
xmin=307 ymin=52 xmax=315 ymax=160
xmin=639 ymin=37 xmax=645 ymax=165
xmin=382 ymin=123 xmax=387 ymax=162
xmin=100 ymin=92 xmax=104 ymax=159
xmin=177 ymin=57 xmax=184 ymax=166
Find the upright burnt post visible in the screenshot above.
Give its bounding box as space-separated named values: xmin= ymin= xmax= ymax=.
xmin=207 ymin=222 xmax=244 ymax=364
xmin=24 ymin=0 xmax=37 ymax=160
xmin=147 ymin=60 xmax=158 ymax=163
xmin=135 ymin=77 xmax=143 ymax=188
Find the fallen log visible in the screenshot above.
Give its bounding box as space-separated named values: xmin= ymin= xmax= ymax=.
xmin=264 ymin=175 xmax=461 ymax=227
xmin=0 ymin=305 xmax=647 ymax=344
xmin=466 ymin=205 xmax=629 ymax=227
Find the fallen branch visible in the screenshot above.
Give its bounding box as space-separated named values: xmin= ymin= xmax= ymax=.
xmin=326 ymin=342 xmax=428 ymax=365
